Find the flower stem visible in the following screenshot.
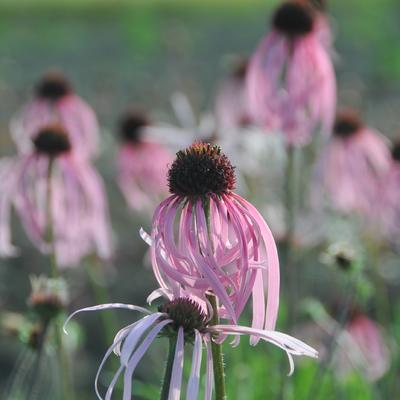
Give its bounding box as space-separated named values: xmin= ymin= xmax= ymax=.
xmin=45 ymin=157 xmax=58 ymax=278
xmin=284 ymin=145 xmax=297 ymax=328
xmin=207 ymin=294 xmax=227 ymax=400
xmin=160 ymin=336 xmax=178 ymax=400
xmin=306 ymin=277 xmax=356 ymax=400
xmin=45 ymin=157 xmax=74 ymax=400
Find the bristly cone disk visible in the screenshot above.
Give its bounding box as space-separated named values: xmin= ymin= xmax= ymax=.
xmin=333 ymin=110 xmax=364 ymax=138
xmin=168 ymin=142 xmax=236 ymax=198
xmin=273 ymin=1 xmax=315 ymax=37
xmin=33 ymin=124 xmax=71 ymax=157
xmin=119 ymin=110 xmax=149 ymax=144
xmin=35 ymin=71 xmax=71 ymax=101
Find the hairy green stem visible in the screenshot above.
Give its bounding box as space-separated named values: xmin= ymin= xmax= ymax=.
xmin=207 ymin=294 xmax=227 ymax=400
xmin=160 ymin=336 xmax=178 ymax=400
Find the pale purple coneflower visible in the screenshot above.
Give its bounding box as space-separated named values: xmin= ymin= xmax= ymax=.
xmin=246 ymin=0 xmax=336 ymax=146
xmin=64 ymin=294 xmax=318 ymax=400
xmin=0 ymin=124 xmax=112 ymax=268
xmin=10 ymin=70 xmax=99 ymax=160
xmin=312 ymin=109 xmax=391 ymax=215
xmin=145 ymin=142 xmax=280 ymax=335
xmin=116 ymin=110 xmax=173 ymax=213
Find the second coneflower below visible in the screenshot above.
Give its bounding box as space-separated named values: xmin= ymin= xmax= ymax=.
xmin=65 ymin=293 xmax=318 ymax=400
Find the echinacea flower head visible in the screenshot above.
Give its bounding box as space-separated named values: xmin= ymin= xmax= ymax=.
xmin=148 ymin=143 xmax=280 ymax=335
xmin=65 ymin=294 xmax=318 ymax=400
xmin=312 ymin=109 xmax=391 ymax=215
xmin=11 ymin=70 xmax=99 ymax=160
xmin=0 ymin=125 xmax=112 ymax=268
xmin=246 ymin=0 xmax=336 ymax=146
xmin=117 ymin=109 xmax=173 ymax=213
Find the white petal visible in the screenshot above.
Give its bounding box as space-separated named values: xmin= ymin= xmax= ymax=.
xmin=139 ymin=227 xmax=153 ymax=246
xmin=168 ymin=327 xmax=185 ymax=400
xmin=63 ymin=303 xmax=151 ymax=334
xmin=186 ymin=330 xmax=203 ymax=399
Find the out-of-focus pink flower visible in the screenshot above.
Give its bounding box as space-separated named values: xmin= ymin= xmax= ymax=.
xmin=116 ymin=110 xmax=173 ymax=213
xmin=65 ymin=294 xmax=317 ymax=399
xmin=146 ymin=143 xmax=280 ymax=335
xmin=246 ymin=1 xmax=336 ymax=146
xmin=299 ymin=303 xmax=390 ymax=382
xmin=341 ymin=314 xmax=391 ymax=382
xmin=379 ymin=142 xmax=400 ymax=240
xmin=312 ymin=110 xmax=391 ymax=215
xmin=10 ymin=71 xmax=99 ymax=160
xmin=0 ymin=124 xmax=112 ymax=268
xmin=215 ymin=58 xmax=253 ymax=130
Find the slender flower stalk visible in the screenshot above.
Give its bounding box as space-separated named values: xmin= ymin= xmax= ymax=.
xmin=147 ymin=142 xmax=280 ymax=335
xmin=283 ymin=145 xmax=298 ymax=328
xmin=42 ymin=151 xmax=74 ymax=400
xmin=207 ymin=294 xmax=226 ymax=400
xmin=64 ymin=294 xmax=318 ymax=400
xmin=246 ymin=0 xmax=336 ymax=145
xmin=306 ymin=274 xmax=358 ymax=399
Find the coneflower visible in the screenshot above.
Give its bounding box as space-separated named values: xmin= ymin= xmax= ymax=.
xmin=10 ymin=70 xmax=99 ymax=160
xmin=312 ymin=109 xmax=391 ymax=215
xmin=116 ymin=109 xmax=173 ymax=213
xmin=65 ymin=293 xmax=318 ymax=400
xmin=246 ymin=0 xmax=336 ymax=145
xmin=0 ymin=124 xmax=112 ymax=268
xmin=146 ymin=142 xmax=280 ymax=335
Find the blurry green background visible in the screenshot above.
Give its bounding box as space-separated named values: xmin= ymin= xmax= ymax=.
xmin=0 ymin=0 xmax=400 ymax=399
